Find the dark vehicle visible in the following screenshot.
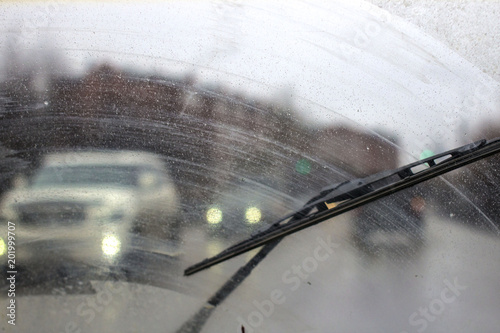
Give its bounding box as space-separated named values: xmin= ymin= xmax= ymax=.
xmin=352 ymin=189 xmax=426 ymax=251
xmin=316 ymin=126 xmax=426 ymax=250
xmin=205 ymin=178 xmax=300 ymax=239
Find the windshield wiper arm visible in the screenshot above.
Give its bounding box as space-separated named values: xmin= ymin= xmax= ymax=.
xmin=185 ymin=138 xmax=500 ymax=276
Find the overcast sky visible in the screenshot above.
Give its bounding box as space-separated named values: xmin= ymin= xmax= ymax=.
xmin=1 ymin=0 xmax=499 ymax=159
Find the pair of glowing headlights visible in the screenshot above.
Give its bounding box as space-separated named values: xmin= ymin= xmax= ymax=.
xmin=206 ymin=206 xmax=262 ymax=225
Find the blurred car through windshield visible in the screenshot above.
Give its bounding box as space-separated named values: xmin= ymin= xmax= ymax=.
xmin=0 ymin=150 xmax=181 ymax=276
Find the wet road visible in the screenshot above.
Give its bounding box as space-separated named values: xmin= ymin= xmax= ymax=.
xmin=191 ymin=213 xmax=500 ymax=333
xmin=2 ymin=213 xmax=500 ymax=333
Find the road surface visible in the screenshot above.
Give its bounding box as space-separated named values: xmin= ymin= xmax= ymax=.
xmin=2 ymin=212 xmax=499 ymax=333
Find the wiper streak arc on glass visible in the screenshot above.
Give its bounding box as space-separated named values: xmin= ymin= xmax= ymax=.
xmin=185 ymin=138 xmax=500 ymax=276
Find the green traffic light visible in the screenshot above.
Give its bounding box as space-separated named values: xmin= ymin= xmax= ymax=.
xmin=295 ymin=158 xmax=311 ymax=175
xmin=419 ymin=149 xmax=434 ymax=160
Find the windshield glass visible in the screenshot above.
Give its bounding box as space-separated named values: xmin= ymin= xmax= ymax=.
xmin=30 ymin=165 xmax=139 ymax=188
xmin=0 ymin=1 xmax=499 ymax=333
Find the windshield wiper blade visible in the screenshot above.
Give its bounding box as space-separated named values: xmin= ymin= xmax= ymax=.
xmin=185 ymin=138 xmax=500 ymax=276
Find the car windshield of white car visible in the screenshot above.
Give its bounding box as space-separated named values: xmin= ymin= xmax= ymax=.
xmin=30 ymin=165 xmax=138 ymax=188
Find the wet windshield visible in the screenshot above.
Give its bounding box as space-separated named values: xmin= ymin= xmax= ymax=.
xmin=1 ymin=1 xmax=499 ymax=333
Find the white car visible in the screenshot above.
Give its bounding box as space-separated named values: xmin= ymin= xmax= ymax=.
xmin=0 ymin=150 xmax=181 ymax=272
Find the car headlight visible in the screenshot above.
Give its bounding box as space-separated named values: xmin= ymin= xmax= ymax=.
xmin=0 ymin=237 xmax=5 ymax=256
xmin=206 ymin=206 xmax=223 ymax=225
xmin=101 ymin=234 xmax=121 ymax=257
xmin=245 ymin=206 xmax=261 ymax=224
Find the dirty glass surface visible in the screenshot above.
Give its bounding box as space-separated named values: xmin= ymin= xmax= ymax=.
xmin=0 ymin=1 xmax=499 ymax=332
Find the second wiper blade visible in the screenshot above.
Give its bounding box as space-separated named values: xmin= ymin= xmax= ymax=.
xmin=185 ymin=138 xmax=500 ymax=276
